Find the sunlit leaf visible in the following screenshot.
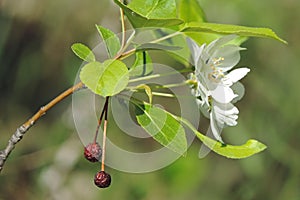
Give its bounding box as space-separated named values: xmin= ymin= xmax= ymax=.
xmin=136 ymin=104 xmax=187 ymax=155
xmin=178 ymin=117 xmax=267 ymax=159
xmin=80 ymin=60 xmax=129 ymax=97
xmin=182 ymin=22 xmax=287 ymax=44
xmin=71 ymin=43 xmax=95 ymax=62
xmin=186 ymin=32 xmax=248 ymax=46
xmin=178 ymin=0 xmax=206 ymax=23
xmin=95 ymin=25 xmax=121 ymax=58
xmin=197 ymin=135 xmax=267 ymax=159
xmin=113 ymin=0 xmax=183 ymax=28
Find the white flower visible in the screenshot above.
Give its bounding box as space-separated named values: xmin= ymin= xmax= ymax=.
xmin=188 ymin=35 xmax=250 ymax=104
xmin=187 ymin=35 xmax=250 ymax=142
xmin=210 ymin=102 xmax=239 ymax=142
xmin=212 ymin=102 xmax=239 ymax=127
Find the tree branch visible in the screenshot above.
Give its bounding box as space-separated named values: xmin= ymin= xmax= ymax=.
xmin=0 ymin=81 xmax=84 ymax=173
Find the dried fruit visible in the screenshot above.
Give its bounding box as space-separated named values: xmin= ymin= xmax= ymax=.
xmin=94 ymin=171 xmax=111 ymax=188
xmin=84 ymin=142 xmax=102 ymax=162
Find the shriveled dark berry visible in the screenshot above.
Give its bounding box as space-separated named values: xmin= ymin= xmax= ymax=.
xmin=84 ymin=142 xmax=102 ymax=162
xmin=94 ymin=171 xmax=111 ymax=188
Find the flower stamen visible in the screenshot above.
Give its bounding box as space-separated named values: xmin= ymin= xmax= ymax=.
xmin=208 ymin=57 xmax=225 ymax=83
xmin=212 ymin=57 xmax=224 ymax=67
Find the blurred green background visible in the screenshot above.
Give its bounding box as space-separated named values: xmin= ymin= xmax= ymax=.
xmin=0 ymin=0 xmax=299 ymax=199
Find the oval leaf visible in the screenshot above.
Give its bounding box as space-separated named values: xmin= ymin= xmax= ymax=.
xmin=113 ymin=0 xmax=183 ymax=28
xmin=80 ymin=60 xmax=129 ymax=97
xmin=179 ymin=117 xmax=267 ymax=159
xmin=71 ymin=43 xmax=95 ymax=62
xmin=182 ymin=22 xmax=287 ymax=44
xmin=136 ymin=104 xmax=187 ymax=155
xmin=197 ymin=135 xmax=267 ymax=159
xmin=95 ymin=25 xmax=121 ymax=58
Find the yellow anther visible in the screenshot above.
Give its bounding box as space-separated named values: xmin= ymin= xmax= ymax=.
xmin=208 ymin=69 xmax=224 ymax=83
xmin=212 ymin=57 xmax=225 ymax=66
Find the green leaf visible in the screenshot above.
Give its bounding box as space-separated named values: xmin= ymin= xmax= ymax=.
xmin=128 ymin=0 xmax=177 ymax=18
xmin=136 ymin=43 xmax=182 ymax=51
xmin=152 ymin=29 xmax=190 ymax=66
xmin=178 ymin=0 xmax=206 ymax=23
xmin=80 ymin=60 xmax=129 ymax=97
xmin=113 ymin=0 xmax=183 ymax=28
xmin=136 ymin=104 xmax=187 ymax=155
xmin=95 ymin=25 xmax=121 ymax=58
xmin=71 ymin=43 xmax=95 ymax=62
xmin=129 ymin=51 xmax=153 ymax=77
xmin=178 ymin=117 xmax=267 ymax=159
xmin=196 ymin=135 xmax=267 ymax=159
xmin=182 ymin=22 xmax=287 ymax=44
xmin=186 ymin=32 xmax=248 ymax=47
xmin=186 ymin=32 xmax=222 ymax=46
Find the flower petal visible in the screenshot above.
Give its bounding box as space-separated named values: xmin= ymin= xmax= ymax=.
xmin=187 ymin=38 xmax=205 ymax=66
xmin=223 ymin=68 xmax=250 ymax=86
xmin=211 ymin=85 xmax=238 ymax=104
xmin=198 ymin=101 xmax=210 ymax=118
xmin=213 ymin=102 xmax=239 ymax=126
xmin=210 ymin=45 xmax=242 ymax=72
xmin=231 ymin=81 xmax=245 ymax=103
xmin=213 ymin=102 xmax=239 ymax=115
xmin=205 ymin=35 xmax=238 ymax=55
xmin=214 ymin=110 xmax=238 ymax=126
xmin=210 ymin=112 xmax=224 ymax=142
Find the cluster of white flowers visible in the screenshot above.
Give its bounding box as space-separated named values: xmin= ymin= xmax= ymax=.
xmin=187 ymin=35 xmax=250 ymax=142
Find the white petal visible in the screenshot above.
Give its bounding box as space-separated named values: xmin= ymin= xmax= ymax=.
xmin=210 ymin=45 xmax=242 ymax=72
xmin=223 ymin=68 xmax=250 ymax=86
xmin=196 ymin=77 xmax=211 ymax=102
xmin=213 ymin=102 xmax=239 ymax=115
xmin=211 ymin=85 xmax=238 ymax=104
xmin=214 ymin=111 xmax=238 ymax=126
xmin=210 ymin=112 xmax=224 ymax=142
xmin=231 ymin=81 xmax=245 ymax=103
xmin=198 ymin=101 xmax=210 ymax=118
xmin=206 ymin=35 xmax=238 ymax=55
xmin=213 ymin=101 xmax=233 ymax=109
xmin=187 ymin=38 xmax=205 ymax=66
xmin=213 ymin=103 xmax=239 ymax=126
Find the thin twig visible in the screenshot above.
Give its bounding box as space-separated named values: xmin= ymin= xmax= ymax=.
xmin=101 ymin=97 xmax=109 ymax=171
xmin=93 ymin=97 xmax=109 ymax=144
xmin=115 ymin=0 xmax=126 ymax=59
xmin=0 ymin=81 xmax=84 ymax=173
xmin=119 ymin=0 xmax=126 ymax=50
xmin=117 ymin=48 xmax=136 ymax=60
